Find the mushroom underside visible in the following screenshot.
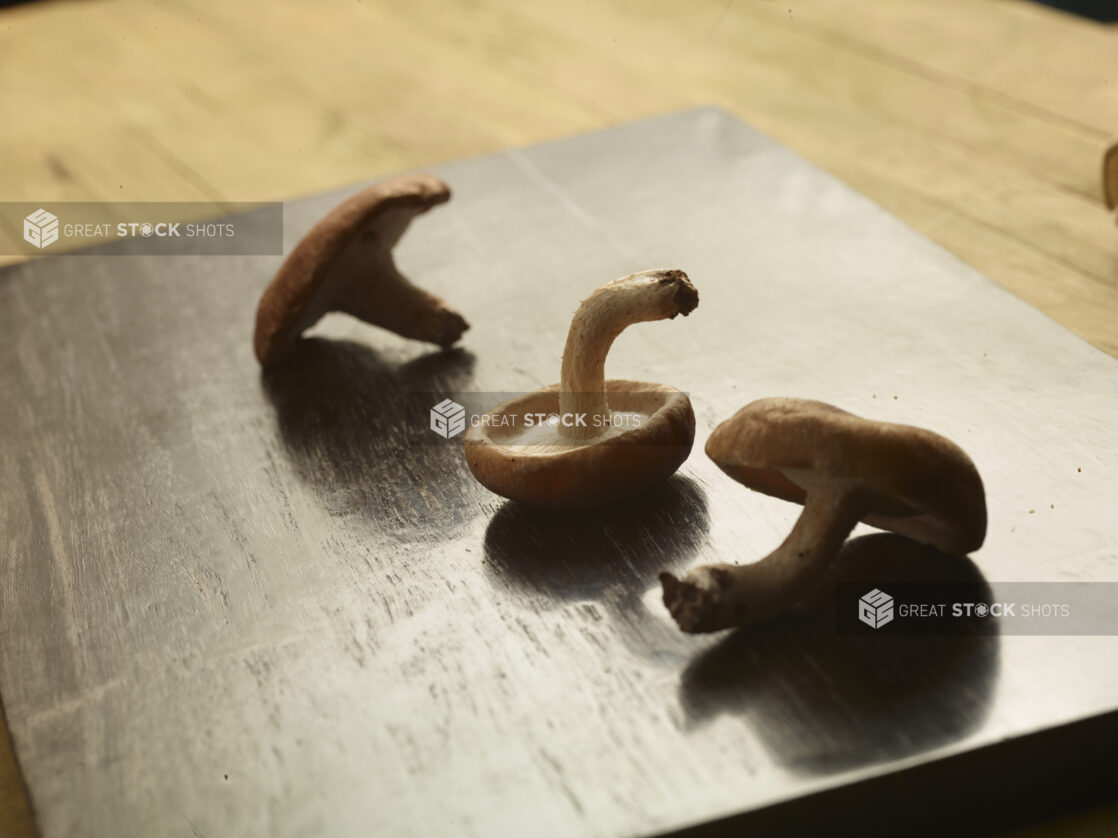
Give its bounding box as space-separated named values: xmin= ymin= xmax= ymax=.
xmin=464 ymin=380 xmax=695 ymax=508
xmin=720 ymin=463 xmax=979 ymax=556
xmin=254 ymin=177 xmax=466 ymax=365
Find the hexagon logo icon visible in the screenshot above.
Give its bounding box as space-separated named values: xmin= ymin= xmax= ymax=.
xmin=858 ymin=588 xmax=894 ymax=629
xmin=430 ymin=398 xmax=466 ymax=439
xmin=24 ymin=209 xmax=60 ymax=249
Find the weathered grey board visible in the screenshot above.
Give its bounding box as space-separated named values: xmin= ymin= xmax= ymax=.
xmin=1 ymin=108 xmax=1117 ymax=838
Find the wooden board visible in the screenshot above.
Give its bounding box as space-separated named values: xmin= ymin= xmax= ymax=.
xmin=2 ymin=108 xmax=1118 ymax=838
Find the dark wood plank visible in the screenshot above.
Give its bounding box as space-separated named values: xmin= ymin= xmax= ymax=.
xmin=2 ymin=110 xmax=1117 ymax=838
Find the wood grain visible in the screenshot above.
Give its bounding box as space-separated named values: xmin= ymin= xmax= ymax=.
xmin=1 ymin=1 xmax=1117 ymax=836
xmin=1 ymin=1 xmax=1116 ymax=345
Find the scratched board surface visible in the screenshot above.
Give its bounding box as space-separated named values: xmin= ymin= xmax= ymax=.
xmin=1 ymin=109 xmax=1117 ymax=838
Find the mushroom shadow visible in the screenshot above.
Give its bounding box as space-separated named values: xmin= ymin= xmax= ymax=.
xmin=483 ymin=475 xmax=710 ymax=609
xmin=261 ymin=337 xmax=481 ymax=537
xmin=679 ymin=533 xmax=1000 ymax=776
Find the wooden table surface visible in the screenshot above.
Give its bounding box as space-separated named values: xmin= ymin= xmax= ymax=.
xmin=1 ymin=1 xmax=1116 ymax=835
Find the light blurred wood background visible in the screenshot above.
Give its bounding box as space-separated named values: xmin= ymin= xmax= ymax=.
xmin=1 ymin=0 xmax=1116 ymax=835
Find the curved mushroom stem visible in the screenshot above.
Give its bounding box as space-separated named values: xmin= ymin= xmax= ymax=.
xmin=336 ymin=259 xmax=469 ymax=348
xmin=1105 ymin=141 xmax=1118 ymax=213
xmin=660 ymin=485 xmax=866 ymax=633
xmin=559 ymin=269 xmax=697 ymax=441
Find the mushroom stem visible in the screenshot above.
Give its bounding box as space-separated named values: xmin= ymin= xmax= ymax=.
xmin=1105 ymin=141 xmax=1118 ymax=212
xmin=335 ymin=260 xmax=468 ymax=348
xmin=660 ymin=486 xmax=865 ymax=632
xmin=558 ymin=270 xmax=697 ymax=441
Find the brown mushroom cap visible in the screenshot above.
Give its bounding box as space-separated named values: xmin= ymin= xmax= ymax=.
xmin=705 ymin=397 xmax=987 ymax=555
xmin=1105 ymin=141 xmax=1118 ymax=212
xmin=254 ymin=174 xmax=468 ymax=366
xmin=465 ymin=380 xmax=695 ymax=509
